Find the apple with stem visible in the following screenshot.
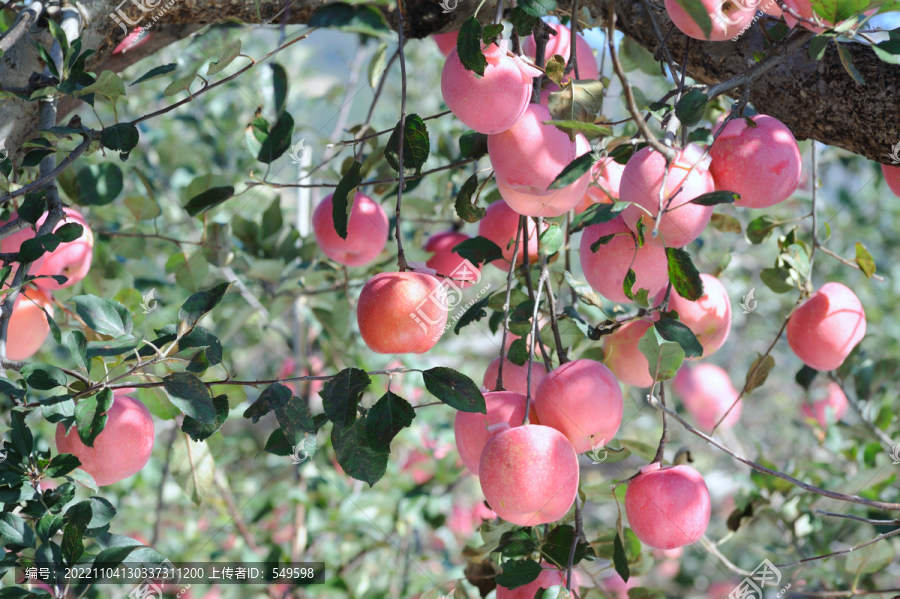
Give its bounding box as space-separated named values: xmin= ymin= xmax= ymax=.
xmin=312 ymin=192 xmax=389 ymax=267
xmin=786 ymin=282 xmax=866 ymax=371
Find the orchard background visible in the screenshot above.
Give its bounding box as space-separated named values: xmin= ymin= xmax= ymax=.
xmin=1 ymin=0 xmax=900 ymax=598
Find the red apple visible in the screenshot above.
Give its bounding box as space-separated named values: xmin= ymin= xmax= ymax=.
xmin=604 ymin=319 xmax=655 ymax=388
xmin=601 ymin=573 xmax=641 ymax=599
xmin=800 ymin=381 xmax=849 ymax=427
xmin=496 ymin=567 xmax=570 ymax=599
xmin=454 ymin=391 xmax=529 ymax=475
xmin=672 ymin=363 xmax=742 ymax=431
xmin=357 ymin=272 xmax=448 ymax=354
xmin=666 ymin=0 xmax=755 ymax=40
xmin=433 ymin=31 xmax=458 ymax=56
xmin=786 ymin=282 xmax=866 ymax=371
xmin=424 ymin=231 xmax=480 ymax=287
xmin=882 ymin=164 xmax=900 ymax=198
xmin=35 ymin=207 xmax=94 ymax=290
xmin=625 ymin=462 xmax=711 ymax=549
xmin=7 ymin=289 xmax=53 ymax=361
xmin=656 ymin=273 xmax=731 ymax=357
xmin=312 ymin=192 xmax=389 ymax=267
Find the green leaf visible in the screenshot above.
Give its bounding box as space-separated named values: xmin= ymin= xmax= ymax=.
xmin=746 ymin=215 xmax=777 ymax=244
xmin=809 ymin=35 xmax=831 ymax=60
xmin=569 ymin=202 xmax=629 ymax=234
xmin=565 ymin=271 xmax=604 ymax=309
xmin=242 ymin=382 xmax=291 ymax=423
xmin=459 ymin=131 xmax=489 ymax=160
xmin=20 ymin=363 xmax=67 ymax=390
xmin=274 ymin=393 xmax=316 ymax=447
xmin=655 ymin=319 xmax=703 ymax=358
xmin=844 ymin=535 xmax=895 ymax=574
xmin=332 ymin=419 xmax=388 ymax=487
xmin=547 ymin=80 xmax=605 ymax=140
xmin=45 ymin=454 xmax=81 ymax=479
xmin=543 ymin=120 xmax=614 ymax=137
xmin=454 ymin=295 xmax=491 ymax=334
xmin=308 ymin=3 xmax=392 ymax=38
xmin=271 ymin=62 xmax=289 ymax=117
xmin=510 ymin=6 xmax=539 ymax=35
xmin=690 ymin=190 xmax=739 ymax=206
xmin=124 ymin=195 xmax=160 ymax=221
xmin=540 ymin=318 xmax=589 ymax=353
xmin=0 ymin=512 xmax=36 ymax=548
xmin=170 ymin=433 xmax=215 ymax=505
xmin=710 ymin=213 xmax=742 ymax=233
xmin=181 ymin=395 xmax=229 ymax=442
xmin=164 ymin=71 xmax=197 ymax=97
xmin=612 ymin=530 xmax=631 ymax=582
xmin=796 ymin=365 xmax=818 ymax=389
xmin=455 ymin=174 xmax=486 ymax=223
xmin=183 ymin=186 xmax=235 ymax=217
xmin=539 ymin=223 xmax=564 ymax=255
xmin=258 ymin=112 xmax=294 ymax=163
xmin=74 ymin=163 xmax=124 ymax=206
xmin=365 ymin=391 xmax=416 ymax=451
xmin=422 ymin=367 xmax=486 ymax=413
xmin=518 ymin=0 xmax=558 ymax=17
xmin=638 ymin=326 xmax=685 ymax=381
xmin=322 ymin=367 xmax=371 ymax=431
xmin=457 ymin=16 xmax=487 ymax=76
xmin=541 ymin=524 xmax=596 ymax=568
xmin=836 ymin=42 xmax=865 ymax=85
xmin=544 ymin=54 xmax=566 ymax=87
xmin=99 ymin=123 xmax=140 ymax=158
xmin=665 ymin=248 xmax=704 ymax=301
xmin=75 ymin=71 xmax=126 ymax=105
xmin=782 ymin=243 xmax=811 ymax=279
xmin=508 ymin=337 xmax=529 ymax=366
xmin=548 ymin=153 xmax=595 ymax=190
xmin=872 ymin=39 xmax=900 ymax=64
xmin=62 ymin=501 xmax=91 ymax=563
xmin=18 ymin=233 xmax=60 ymax=263
xmin=482 ymin=23 xmax=504 ymax=44
xmin=10 ymin=411 xmax=33 ymax=456
xmin=674 ymin=0 xmax=712 ymax=39
xmin=207 ymin=40 xmax=241 ymax=76
xmin=56 ymin=222 xmax=83 ymax=243
xmin=674 ymin=89 xmax=708 ymax=127
xmin=855 ymin=242 xmax=876 ymax=277
xmin=130 ymin=63 xmax=177 ymax=86
xmin=495 ymin=558 xmax=543 ymax=589
xmin=74 ymin=388 xmax=114 ymax=448
xmin=332 ymin=161 xmax=363 ymax=239
xmin=68 ymin=295 xmax=132 ymax=337
xmin=627 ymin=588 xmax=667 ymax=599
xmin=745 ymin=353 xmax=776 ymax=393
xmin=760 ymin=267 xmax=795 ymax=293
xmin=367 ymin=43 xmax=388 ymax=90
xmin=163 ymin=372 xmax=216 ymax=424
xmin=453 ymin=236 xmax=504 ymax=267
xmin=177 ymin=282 xmax=232 ymax=336
xmin=384 ymin=114 xmax=429 ymax=176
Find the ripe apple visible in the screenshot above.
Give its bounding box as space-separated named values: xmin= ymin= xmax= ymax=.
xmin=433 ymin=31 xmax=458 ymax=56
xmin=479 ymin=424 xmax=579 ymax=526
xmin=424 ymin=231 xmax=480 ymax=287
xmin=601 ymin=573 xmax=641 ymax=599
xmin=496 ymin=567 xmax=570 ymax=599
xmin=312 ymin=192 xmax=389 ymax=267
xmin=620 ymin=144 xmax=716 ymax=248
xmin=55 ymin=392 xmax=155 ymax=487
xmin=522 ymin=23 xmax=600 ymax=80
xmin=576 ymin=158 xmax=623 ymax=214
xmin=762 ymin=0 xmax=783 ymax=15
xmin=357 ymin=272 xmax=448 ymax=354
xmin=786 ymin=282 xmax=866 ymax=371
xmin=441 ymin=42 xmax=541 ymax=135
xmin=625 ymin=462 xmax=711 ymax=549
xmin=455 ymin=391 xmax=530 ymax=475
xmin=672 ymin=363 xmax=743 ymax=431
xmin=35 ymin=207 xmax=94 ymax=290
xmin=534 ymin=359 xmax=624 ymax=453
xmin=7 ymin=289 xmax=53 ymax=361
xmin=0 ymin=215 xmax=46 ymax=275
xmin=656 ymin=273 xmax=731 ymax=357
xmin=709 ymin=115 xmax=802 ymax=209
xmin=604 ymin=320 xmax=655 ymax=388
xmin=580 ymin=216 xmax=669 ymax=304
xmin=801 ymin=381 xmax=849 ymax=427
xmin=483 ymin=356 xmax=548 ymax=396
xmin=882 ymin=164 xmax=900 ymax=198
xmin=666 ymin=0 xmax=755 ymax=40
xmin=477 ymin=200 xmax=546 ymax=271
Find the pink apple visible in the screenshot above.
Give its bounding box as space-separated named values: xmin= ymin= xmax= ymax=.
xmin=786 ymin=282 xmax=866 ymax=371
xmin=534 ymin=359 xmax=624 ymax=453
xmin=441 ymin=41 xmax=541 ymax=135
xmin=522 ymin=23 xmax=600 ymax=80
xmin=433 ymin=31 xmax=458 ymax=56
xmin=762 ymin=0 xmax=783 ymax=16
xmin=655 ymin=273 xmax=731 ymax=356
xmin=586 ymin=158 xmax=625 ymax=203
xmin=882 ymin=164 xmax=900 ymax=198
xmin=312 ymin=192 xmax=389 ymax=267
xmin=112 ymin=28 xmax=152 ymax=54
xmin=709 ymin=115 xmax=802 ymax=209
xmin=604 ymin=319 xmax=655 ymax=388
xmin=34 ymin=207 xmax=94 ymax=290
xmin=480 ymin=424 xmax=579 ymax=526
xmin=801 ymin=381 xmax=849 ymax=427
xmin=580 ymin=216 xmax=669 ymax=304
xmin=424 ymin=231 xmax=480 ymax=287
xmin=601 ymin=573 xmax=641 ymax=599
xmin=497 ymin=567 xmax=570 ymax=599
xmin=482 ymin=356 xmax=548 ymax=396
xmin=477 ymin=200 xmax=546 ymax=271
xmin=620 ymin=144 xmax=716 ymax=248
xmin=666 ymin=0 xmax=756 ymax=40
xmin=0 ymin=214 xmax=46 ymax=275
xmin=455 ymin=390 xmax=529 ymax=474
xmin=672 ymin=363 xmax=742 ymax=431
xmin=357 ymin=272 xmax=448 ymax=354
xmin=625 ymin=462 xmax=711 ymax=549
xmin=7 ymin=289 xmax=53 ymax=361
xmin=55 ymin=393 xmax=155 ymax=486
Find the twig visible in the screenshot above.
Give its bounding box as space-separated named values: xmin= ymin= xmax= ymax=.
xmin=0 ymin=135 xmax=94 ymax=205
xmin=775 ymin=527 xmax=900 ymax=568
xmin=699 ymin=536 xmax=752 ymax=576
xmin=151 ymin=426 xmax=178 ymax=546
xmin=252 ymin=158 xmax=475 ymax=189
xmin=495 ymin=223 xmax=524 ymax=392
xmin=523 ymin=230 xmax=549 ymax=425
xmin=394 ymin=1 xmax=409 ymax=272
xmin=0 ymin=1 xmax=42 ymax=55
xmin=652 ymin=383 xmax=668 ymax=463
xmin=565 ymin=494 xmax=584 ymax=590
xmin=706 ymin=30 xmax=814 ymax=99
xmin=531 ymin=21 xmax=552 ymax=103
xmin=814 ymin=245 xmax=886 ymax=282
xmin=814 ymin=509 xmax=900 ymax=525
xmin=828 ymin=374 xmax=895 ymax=450
xmin=564 ymin=0 xmax=580 ymax=80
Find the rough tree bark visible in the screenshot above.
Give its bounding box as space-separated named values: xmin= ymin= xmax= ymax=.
xmin=0 ymin=0 xmax=897 ymax=164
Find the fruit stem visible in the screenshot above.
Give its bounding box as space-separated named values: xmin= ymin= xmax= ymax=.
xmin=495 ymin=220 xmax=523 ymax=391
xmin=394 ymin=0 xmax=409 ymax=272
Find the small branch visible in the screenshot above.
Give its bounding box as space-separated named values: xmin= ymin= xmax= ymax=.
xmin=151 ymin=426 xmax=178 ymax=547
xmin=828 ymin=374 xmax=895 ymax=450
xmin=496 ymin=222 xmax=524 ymax=392
xmin=251 ymin=158 xmax=475 ymax=190
xmin=563 ymin=0 xmax=580 ymax=80
xmin=0 ymin=134 xmax=95 ymax=206
xmin=0 ymin=1 xmax=42 ymax=55
xmin=814 ymin=509 xmax=900 ymax=525
xmin=531 ymin=21 xmax=552 ymax=103
xmin=524 ymin=229 xmax=549 ymax=425
xmin=699 ymin=535 xmax=752 ymax=577
xmin=394 ymin=1 xmax=409 ymax=272
xmin=565 ymin=494 xmax=584 ymax=590
xmin=651 ymin=383 xmax=668 ymax=463
xmin=333 ymin=110 xmax=450 ymax=148
xmin=774 ymin=527 xmax=900 ymax=568
xmin=814 ymin=245 xmax=886 ymax=282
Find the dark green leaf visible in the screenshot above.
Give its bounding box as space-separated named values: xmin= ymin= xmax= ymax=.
xmin=272 ymin=63 xmax=289 ymax=116
xmin=332 ymin=419 xmax=388 ymax=486
xmin=674 ymin=89 xmax=708 ymax=127
xmin=74 ymin=163 xmax=123 ymax=206
xmin=20 ymin=363 xmax=67 ymax=390
xmin=177 ymin=282 xmax=232 ymax=336
xmin=746 ymin=215 xmax=776 ymax=244
xmin=242 ymin=382 xmax=292 ymax=423
xmin=760 ymin=267 xmax=795 ymax=293
xmin=548 ymin=153 xmax=594 ymax=190
xmin=508 ymin=337 xmax=529 ymax=366
xmin=456 ymin=174 xmax=486 ymax=223
xmin=458 ymin=16 xmax=487 ymax=76
xmin=482 ymin=23 xmax=504 ymax=44
xmin=309 ymin=3 xmax=392 ymax=38
xmin=183 ymin=186 xmax=235 ymax=217
xmin=258 ymin=112 xmax=295 ymax=163
xmin=454 ymin=294 xmax=491 ymax=334
xmin=623 ymin=268 xmax=636 ymax=301
xmin=62 ymin=501 xmax=91 ymax=563
xmin=322 ymin=367 xmax=371 ymax=431
xmin=19 ymin=193 xmax=46 ymax=225
xmin=422 ymin=367 xmax=486 ymax=413
xmin=665 ymin=248 xmax=704 ymax=301
xmin=274 ymin=394 xmax=316 ymax=451
xmin=365 ymin=391 xmax=416 ymax=451
xmin=56 ymin=222 xmax=84 ymax=243
xmin=795 ymin=365 xmax=818 ymax=390
xmin=100 ymin=123 xmax=140 ymax=158
xmin=384 ymin=114 xmax=429 ymax=176
xmin=690 ymin=190 xmax=739 ymax=206
xmin=612 ymin=531 xmax=630 ymax=582
xmin=510 ymin=6 xmax=539 ymax=36
xmin=45 ymin=454 xmax=81 ymax=479
xmin=163 ymin=372 xmax=216 ymax=424
xmin=74 ymin=388 xmax=114 ymax=448
xmin=182 ymin=395 xmax=229 ymax=442
xmin=332 ymin=161 xmax=363 ymax=239
xmin=130 ymin=63 xmax=178 ymax=86
xmin=569 ymin=202 xmax=628 ymax=234
xmin=541 ymin=524 xmax=596 ymax=568
xmin=19 ymin=233 xmax=60 ymax=263
xmin=68 ymin=295 xmax=132 ymax=337
xmin=655 ymin=319 xmax=703 ymax=359
xmin=495 ymin=558 xmax=543 ymax=589
xmin=0 ymin=512 xmax=36 ymax=548
xmin=10 ymin=411 xmax=33 ymax=457
xmin=872 ymin=39 xmax=900 ymax=64
xmin=809 ymin=35 xmax=830 ymax=60
xmin=460 ymin=131 xmax=489 ymax=160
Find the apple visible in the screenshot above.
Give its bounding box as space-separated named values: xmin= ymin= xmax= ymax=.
xmin=424 ymin=231 xmax=480 ymax=287
xmin=801 ymin=381 xmax=849 ymax=427
xmin=625 ymin=462 xmax=711 ymax=549
xmin=0 ymin=215 xmax=46 ymax=275
xmin=312 ymin=192 xmax=389 ymax=267
xmin=496 ymin=568 xmax=571 ymax=599
xmin=7 ymin=288 xmax=53 ymax=361
xmin=441 ymin=41 xmax=541 ymax=135
xmin=601 ymin=573 xmax=641 ymax=599
xmin=666 ymin=0 xmax=756 ymax=40
xmin=786 ymin=282 xmax=866 ymax=371
xmin=55 ymin=392 xmax=155 ymax=486
xmin=522 ymin=23 xmax=600 ymax=80
xmin=482 ymin=356 xmax=548 ymax=396
xmin=580 ymin=216 xmax=669 ymax=304
xmin=534 ymin=359 xmax=624 ymax=453
xmin=761 ymin=0 xmax=783 ymax=16
xmin=112 ymin=28 xmax=152 ymax=54
xmin=35 ymin=207 xmax=94 ymax=290
xmin=477 ymin=200 xmax=546 ymax=271
xmin=656 ymin=273 xmax=731 ymax=357
xmin=455 ymin=390 xmax=529 ymax=474
xmin=672 ymin=363 xmax=743 ymax=431
xmin=709 ymin=115 xmax=802 ymax=209
xmin=357 ymin=272 xmax=448 ymax=354
xmin=604 ymin=320 xmax=655 ymax=388
xmin=882 ymin=164 xmax=900 ymax=198
xmin=620 ymin=144 xmax=716 ymax=248
xmin=433 ymin=31 xmax=458 ymax=56
xmin=479 ymin=424 xmax=579 ymax=526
